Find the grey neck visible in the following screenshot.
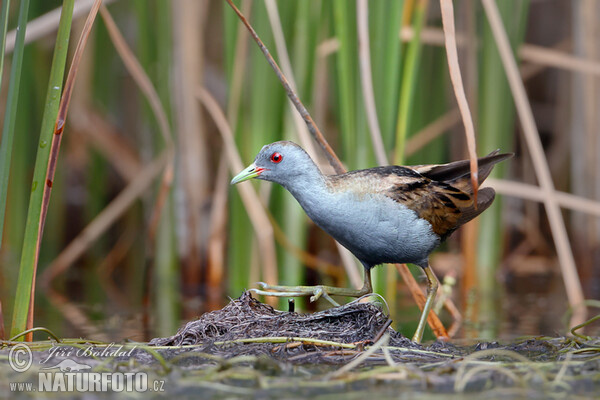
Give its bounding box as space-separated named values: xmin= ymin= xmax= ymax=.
xmin=280 ymin=161 xmax=329 ymax=212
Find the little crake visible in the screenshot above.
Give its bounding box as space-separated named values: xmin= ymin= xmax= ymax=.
xmin=231 ymin=141 xmax=512 ymax=343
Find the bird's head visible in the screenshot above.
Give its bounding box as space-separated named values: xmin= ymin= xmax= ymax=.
xmin=230 ymin=141 xmax=313 ymax=186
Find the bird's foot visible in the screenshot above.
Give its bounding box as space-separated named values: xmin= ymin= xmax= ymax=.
xmin=250 ymin=282 xmax=373 ymax=307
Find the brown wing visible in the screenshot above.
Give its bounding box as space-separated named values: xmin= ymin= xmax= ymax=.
xmin=385 ymin=175 xmax=476 ymax=239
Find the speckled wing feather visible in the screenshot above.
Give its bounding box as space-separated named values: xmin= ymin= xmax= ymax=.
xmin=400 ymin=150 xmax=513 ymax=238
xmin=381 ymin=172 xmax=476 ymax=240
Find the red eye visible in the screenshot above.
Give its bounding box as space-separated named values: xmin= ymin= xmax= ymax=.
xmin=270 ymin=152 xmax=283 ymax=163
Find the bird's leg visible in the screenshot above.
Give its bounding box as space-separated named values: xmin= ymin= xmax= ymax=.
xmin=250 ymin=268 xmax=373 ymax=306
xmin=412 ymin=262 xmax=439 ymax=343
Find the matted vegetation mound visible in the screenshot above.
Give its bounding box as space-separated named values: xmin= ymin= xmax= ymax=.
xmin=150 ymin=291 xmax=413 ymax=348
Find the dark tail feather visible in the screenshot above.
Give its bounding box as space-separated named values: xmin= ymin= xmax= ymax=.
xmin=457 ymin=187 xmax=496 ymax=226
xmin=474 ymin=151 xmax=514 ymax=186
xmin=419 ymin=150 xmax=514 ymax=185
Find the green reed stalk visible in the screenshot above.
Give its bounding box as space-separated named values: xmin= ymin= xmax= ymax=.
xmin=0 ymin=0 xmax=28 ymax=249
xmin=5 ymin=42 xmax=38 ymax=331
xmin=370 ymin=0 xmax=404 ymax=146
xmin=11 ymin=0 xmax=74 ymax=338
xmin=394 ymin=0 xmax=428 ymax=165
xmin=153 ymin=0 xmax=179 ymax=337
xmin=408 ymin=47 xmax=448 ymax=163
xmin=332 ymin=0 xmax=359 ymax=166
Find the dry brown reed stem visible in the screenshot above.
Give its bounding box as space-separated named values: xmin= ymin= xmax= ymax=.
xmin=316 ymin=38 xmax=339 ymax=58
xmin=207 ymin=156 xmax=230 ymax=310
xmin=224 ymin=0 xmax=345 ymax=174
xmin=41 ymin=151 xmax=169 ymax=286
xmin=356 ymin=0 xmax=387 ymax=166
xmin=401 ymin=26 xmax=600 ymax=78
xmin=444 ymin=294 xmax=462 ymax=338
xmin=394 ymin=264 xmax=448 ymax=339
xmin=486 ymin=178 xmax=600 ymax=218
xmin=70 ymin=110 xmax=142 ymax=181
xmin=4 ymin=0 xmax=117 ymax=54
xmin=464 ymin=0 xmax=478 ymax=119
xmin=520 ymin=43 xmax=600 ymax=77
xmin=571 ymin=1 xmax=600 ymax=285
xmin=461 ymin=218 xmax=478 ymax=336
xmin=405 ymin=109 xmax=461 ymax=156
xmin=197 ymin=88 xmax=279 ymax=297
xmin=263 ymin=0 xmax=360 ymax=287
xmin=312 ymin=42 xmax=330 ymax=129
xmin=481 ymin=0 xmax=586 ymax=327
xmin=46 ymin=290 xmax=109 ymax=341
xmin=96 ymin=229 xmax=135 ymax=308
xmin=440 ymin=0 xmax=478 ymax=203
xmin=99 ymin=7 xmax=172 ymax=150
xmin=171 ymin=0 xmax=209 ymax=297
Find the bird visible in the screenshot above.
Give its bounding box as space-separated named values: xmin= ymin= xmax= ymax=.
xmin=231 ymin=141 xmax=513 ymax=343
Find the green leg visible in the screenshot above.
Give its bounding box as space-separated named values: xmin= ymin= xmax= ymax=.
xmin=412 ymin=263 xmax=439 ymax=343
xmin=251 ymin=268 xmax=373 ymax=306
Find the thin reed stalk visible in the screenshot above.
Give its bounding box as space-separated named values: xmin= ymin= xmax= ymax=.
xmin=0 ymin=0 xmax=29 ymax=249
xmin=394 ymin=0 xmax=428 ymax=165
